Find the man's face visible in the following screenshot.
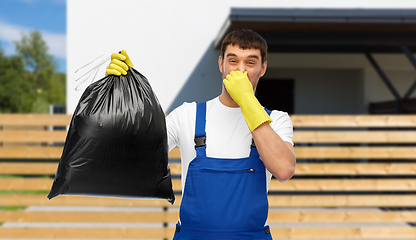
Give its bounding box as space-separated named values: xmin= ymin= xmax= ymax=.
xmin=219 ymin=44 xmax=267 ymax=91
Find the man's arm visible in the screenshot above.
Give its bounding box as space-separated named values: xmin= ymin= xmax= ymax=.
xmin=223 ymin=70 xmax=296 ymax=181
xmin=252 ymin=122 xmax=296 ymax=182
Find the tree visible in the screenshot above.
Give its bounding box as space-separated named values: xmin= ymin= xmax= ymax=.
xmin=14 ymin=31 xmax=56 ymax=81
xmin=0 ymin=31 xmax=66 ymax=113
xmin=0 ymin=44 xmax=34 ymax=113
xmin=12 ymin=30 xmax=65 ymax=113
xmin=48 ymin=72 xmax=66 ymax=105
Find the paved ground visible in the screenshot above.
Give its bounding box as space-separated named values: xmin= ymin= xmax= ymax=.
xmin=1 ymin=206 xmax=414 ymax=240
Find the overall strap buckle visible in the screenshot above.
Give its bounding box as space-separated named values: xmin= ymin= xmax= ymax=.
xmin=194 ymin=135 xmax=206 ymax=149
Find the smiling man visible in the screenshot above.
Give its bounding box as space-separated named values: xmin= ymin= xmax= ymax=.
xmin=106 ymin=29 xmax=296 ymax=240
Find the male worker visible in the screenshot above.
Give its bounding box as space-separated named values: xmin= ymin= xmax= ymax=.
xmin=106 ymin=29 xmax=296 ymax=239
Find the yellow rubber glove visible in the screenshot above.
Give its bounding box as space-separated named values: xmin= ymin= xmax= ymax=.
xmin=223 ymin=70 xmax=272 ymax=132
xmin=105 ymin=50 xmax=133 ymax=76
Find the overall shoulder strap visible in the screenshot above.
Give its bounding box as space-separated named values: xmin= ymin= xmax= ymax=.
xmin=194 ymin=102 xmax=207 ymax=157
xmin=264 ymin=107 xmax=272 ymax=116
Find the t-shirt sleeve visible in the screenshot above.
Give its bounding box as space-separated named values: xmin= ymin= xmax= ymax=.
xmin=166 ymin=103 xmax=186 ymax=152
xmin=269 ymin=111 xmax=294 ymax=146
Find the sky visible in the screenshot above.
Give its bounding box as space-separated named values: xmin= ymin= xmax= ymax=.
xmin=0 ymin=0 xmax=66 ymax=72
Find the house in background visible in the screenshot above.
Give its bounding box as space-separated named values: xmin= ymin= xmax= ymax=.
xmin=169 ymin=8 xmax=416 ymax=115
xmin=67 ymin=2 xmax=416 ymax=115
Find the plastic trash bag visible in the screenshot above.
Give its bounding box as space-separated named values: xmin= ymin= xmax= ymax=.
xmin=48 ymin=67 xmax=175 ymax=204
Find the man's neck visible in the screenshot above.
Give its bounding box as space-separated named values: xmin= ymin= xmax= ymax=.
xmin=219 ymin=87 xmax=239 ymax=108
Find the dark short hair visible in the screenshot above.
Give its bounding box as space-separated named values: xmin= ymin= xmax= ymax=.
xmin=221 ymin=29 xmax=268 ymax=64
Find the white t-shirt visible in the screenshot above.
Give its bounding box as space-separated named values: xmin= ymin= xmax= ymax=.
xmin=166 ymin=97 xmax=294 ymax=191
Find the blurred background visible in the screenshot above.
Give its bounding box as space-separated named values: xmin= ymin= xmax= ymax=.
xmin=1 ymin=0 xmax=416 ymax=239
xmin=0 ymin=0 xmax=66 ymax=114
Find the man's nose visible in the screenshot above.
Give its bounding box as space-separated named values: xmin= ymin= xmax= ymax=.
xmin=236 ymin=63 xmax=245 ymax=73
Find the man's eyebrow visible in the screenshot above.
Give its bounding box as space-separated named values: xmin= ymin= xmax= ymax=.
xmin=226 ymin=53 xmax=237 ymax=58
xmin=247 ymin=55 xmax=260 ymax=59
xmin=225 ymin=53 xmax=260 ymax=59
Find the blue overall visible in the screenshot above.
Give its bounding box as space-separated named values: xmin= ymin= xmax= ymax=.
xmin=173 ymin=102 xmax=273 ymax=240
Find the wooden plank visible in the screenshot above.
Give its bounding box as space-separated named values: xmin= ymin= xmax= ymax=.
xmin=2 ymin=145 xmax=416 ymax=160
xmin=169 ymin=147 xmax=181 ymax=159
xmin=0 ymin=130 xmax=67 ymax=143
xmin=273 ymin=227 xmax=416 ymax=239
xmin=0 ymin=179 xmax=54 ymax=190
xmin=0 ymin=163 xmax=59 ymax=175
xmin=0 ymin=178 xmax=182 ymax=192
xmin=1 ymin=115 xmax=415 ymax=128
xmin=2 ymin=210 xmax=414 ymax=223
xmin=1 ymin=194 xmax=416 ymax=207
xmin=0 ymin=146 xmax=181 ymax=159
xmin=268 ymin=179 xmax=416 ymax=191
xmin=7 ymin=114 xmax=377 ymax=128
xmin=0 ymin=114 xmax=72 ymax=127
xmin=0 ymin=227 xmax=415 ymax=239
xmin=0 ymin=194 xmax=181 ymax=207
xmin=7 ymin=130 xmax=416 ymax=144
xmin=293 ymin=131 xmax=416 ymax=143
xmin=0 ymin=162 xmax=182 ymax=176
xmin=0 ymin=178 xmax=183 ymax=191
xmin=0 ymin=227 xmax=171 ymax=239
xmin=2 ymin=146 xmax=416 ymax=159
xmin=267 ymin=195 xmax=416 ymax=207
xmin=2 ymin=178 xmax=416 ymax=192
xmin=268 ymin=210 xmax=416 ymax=223
xmin=295 ymin=147 xmax=416 ymax=159
xmin=293 ymin=163 xmax=416 ymax=175
xmin=0 ymin=147 xmax=63 ymax=159
xmin=2 ymin=162 xmax=415 ymax=175
xmin=0 ymin=210 xmax=178 ymax=223
xmin=291 ymin=115 xmax=416 ymax=127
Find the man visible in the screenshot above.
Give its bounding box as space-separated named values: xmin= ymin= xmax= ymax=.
xmin=106 ymin=29 xmax=296 ymax=239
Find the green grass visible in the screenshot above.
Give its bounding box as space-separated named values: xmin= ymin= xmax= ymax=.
xmin=0 ymin=206 xmax=27 ymax=211
xmin=0 ymin=174 xmax=53 ymax=179
xmin=0 ymin=190 xmax=49 ymax=194
xmin=0 ymin=175 xmax=22 ymax=179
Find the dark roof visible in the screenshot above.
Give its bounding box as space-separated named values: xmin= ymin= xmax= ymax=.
xmin=214 ymin=8 xmax=416 ymax=53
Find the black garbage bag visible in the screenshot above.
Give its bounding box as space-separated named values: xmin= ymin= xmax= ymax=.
xmin=48 ymin=67 xmax=175 ymax=204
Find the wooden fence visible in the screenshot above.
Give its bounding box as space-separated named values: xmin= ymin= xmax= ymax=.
xmin=0 ymin=114 xmax=415 ymax=239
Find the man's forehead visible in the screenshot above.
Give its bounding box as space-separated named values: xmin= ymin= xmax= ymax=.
xmin=224 ymin=45 xmax=261 ymax=58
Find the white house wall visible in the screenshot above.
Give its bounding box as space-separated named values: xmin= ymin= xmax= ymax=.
xmin=67 ymin=0 xmax=416 ymax=114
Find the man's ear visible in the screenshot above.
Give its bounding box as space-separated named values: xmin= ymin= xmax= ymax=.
xmin=218 ymin=55 xmax=223 ymax=73
xmin=260 ymin=61 xmax=267 ymax=77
